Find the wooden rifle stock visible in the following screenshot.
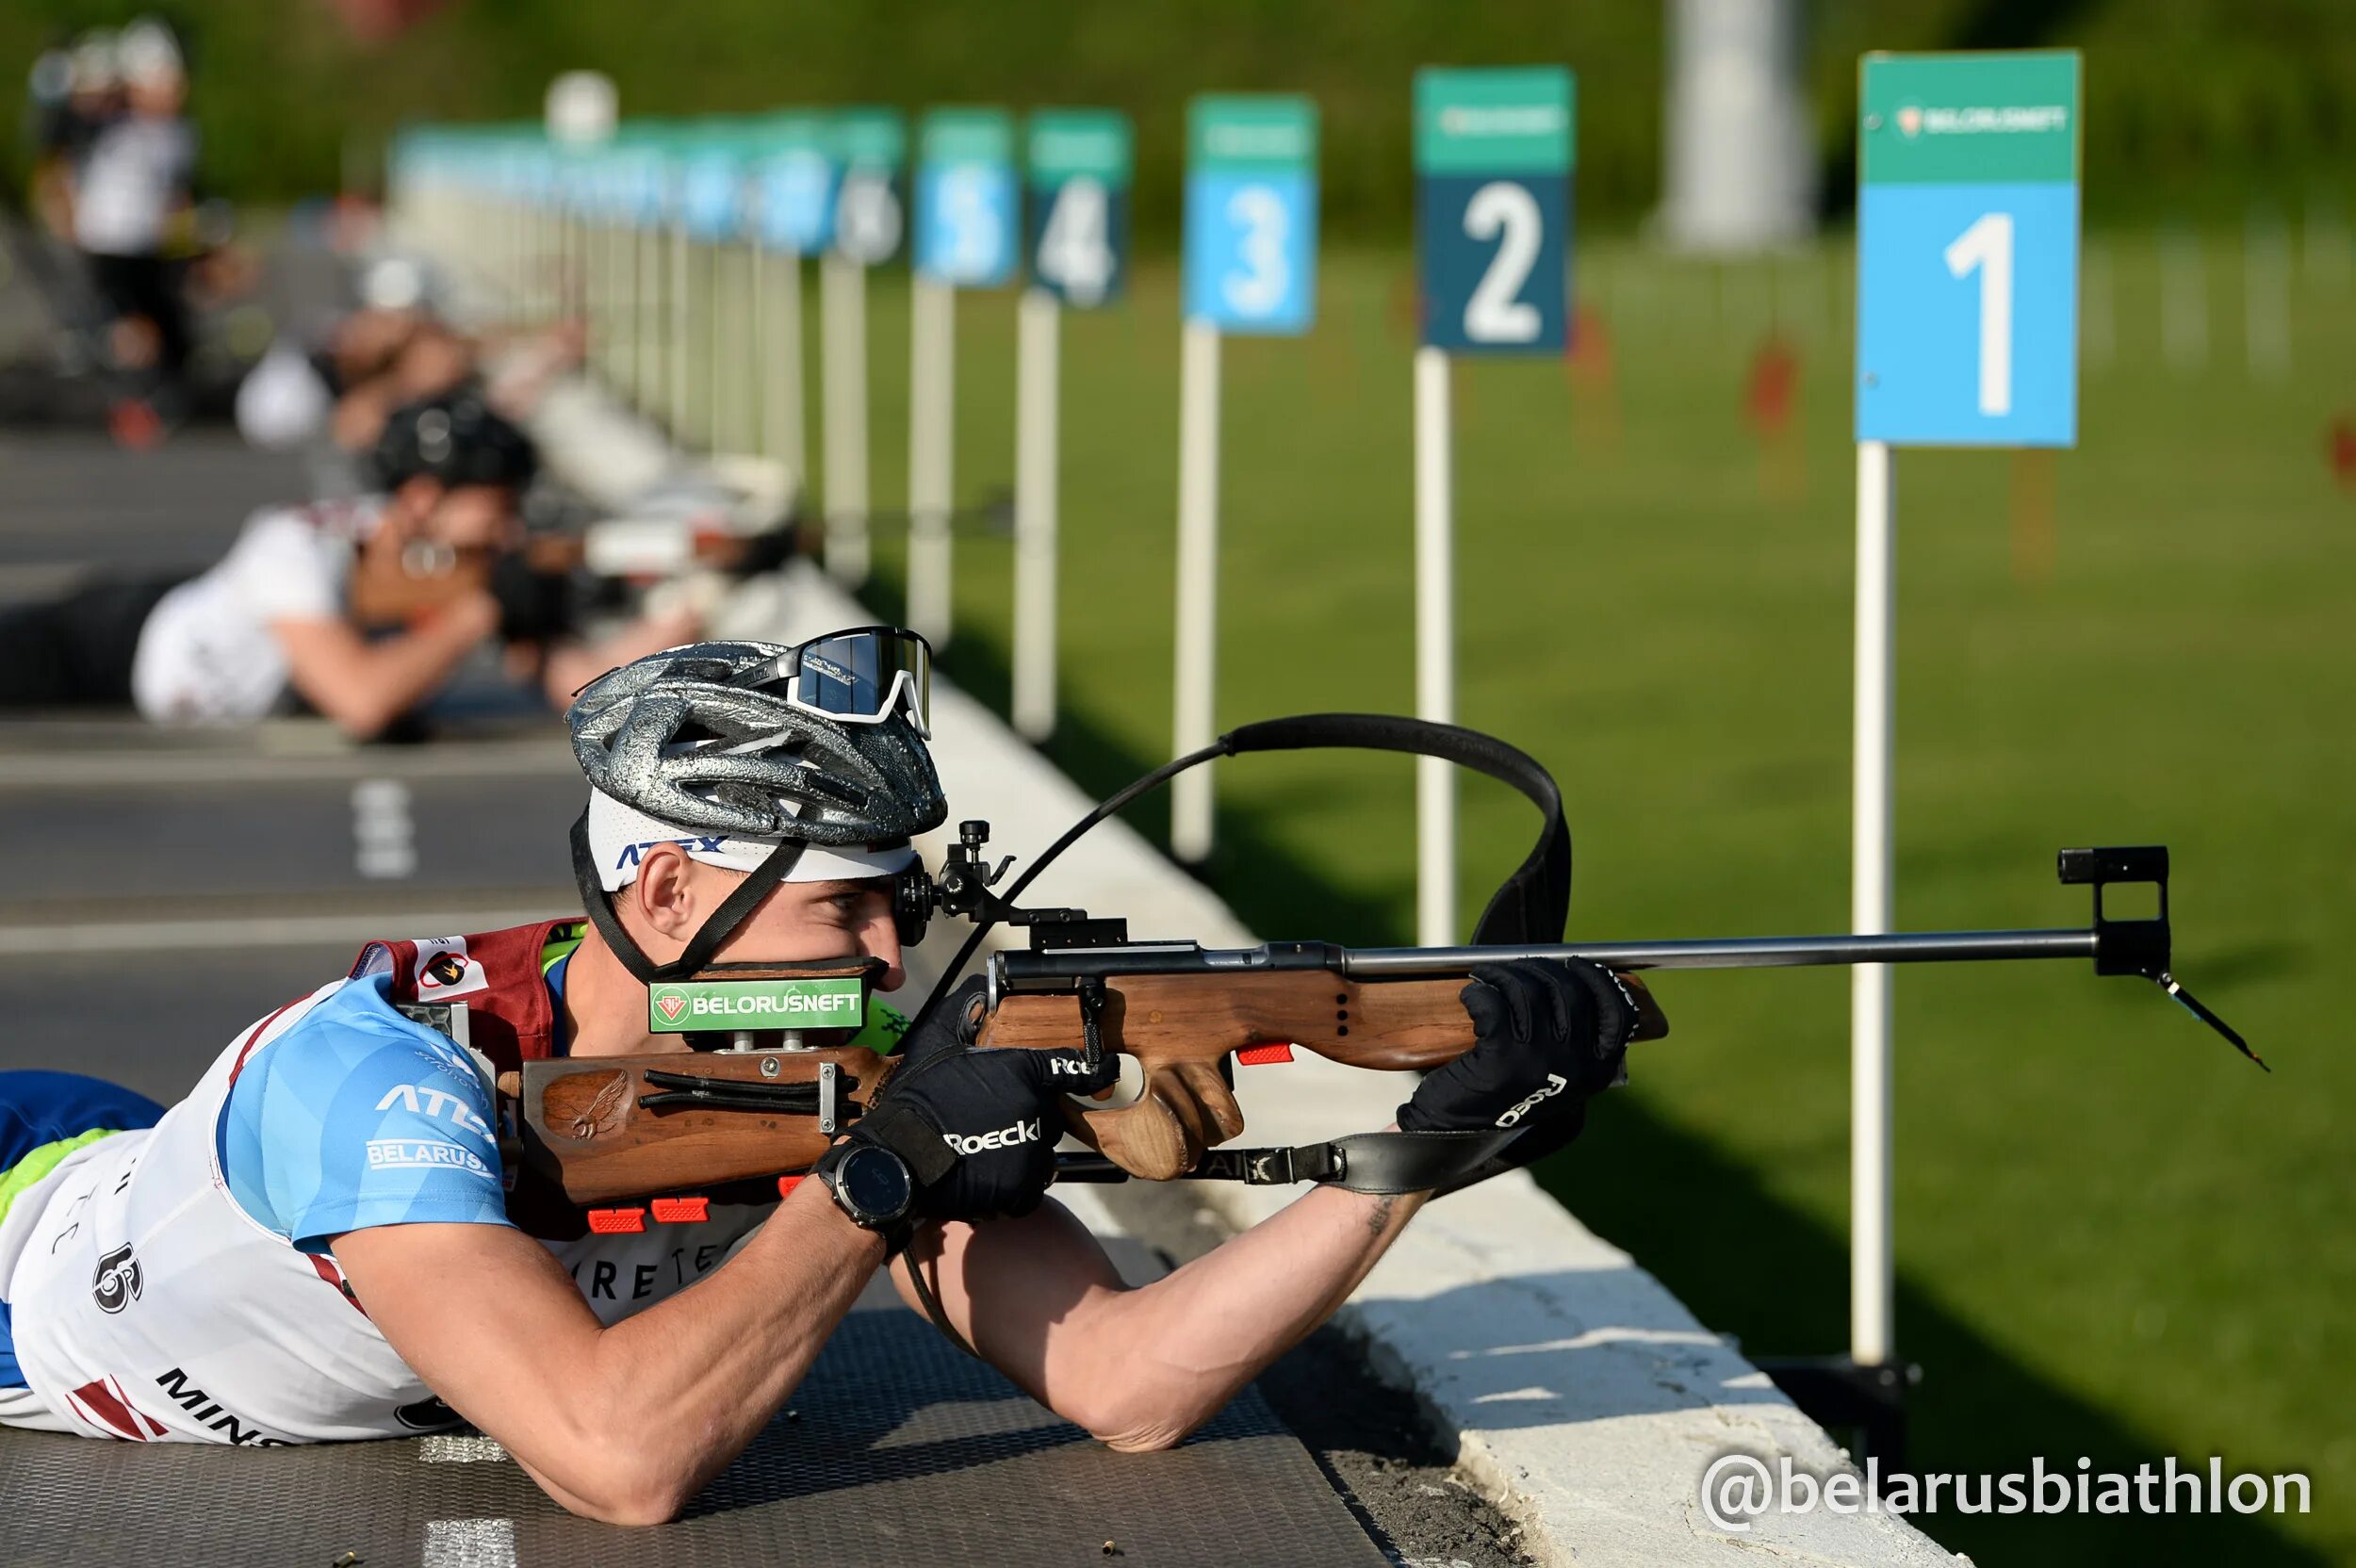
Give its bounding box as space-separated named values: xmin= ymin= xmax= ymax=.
xmin=499 ymin=1046 xmax=897 ymax=1206
xmin=975 ymin=970 xmax=1667 ymax=1183
xmin=498 ymin=970 xmax=1662 ymax=1204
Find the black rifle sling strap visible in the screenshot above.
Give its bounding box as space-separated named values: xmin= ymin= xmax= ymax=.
xmin=1219 ymin=714 xmax=1574 ymax=1190
xmin=1219 ymin=713 xmax=1570 ymax=947
xmin=899 ymin=1239 xmax=982 ymax=1361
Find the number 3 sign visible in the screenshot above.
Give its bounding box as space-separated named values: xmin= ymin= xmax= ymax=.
xmin=1415 ymin=67 xmax=1573 ymax=355
xmin=1183 ymin=95 xmax=1318 ymax=335
xmin=1856 ymin=50 xmax=2081 ymax=446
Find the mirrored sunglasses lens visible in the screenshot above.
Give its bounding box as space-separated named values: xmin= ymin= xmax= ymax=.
xmin=795 ymin=633 xmax=885 ymax=717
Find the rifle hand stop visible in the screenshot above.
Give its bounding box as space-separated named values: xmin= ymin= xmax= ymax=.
xmin=2062 ymin=845 xmax=2264 ymax=1070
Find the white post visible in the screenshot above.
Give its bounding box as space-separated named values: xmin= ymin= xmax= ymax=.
xmin=710 ymin=243 xmax=732 ymax=451
xmin=820 ymin=252 xmax=871 ymax=584
xmin=1013 ymin=289 xmax=1062 ymax=738
xmin=760 ymin=241 xmax=808 ymax=502
xmin=1850 ymin=436 xmax=1895 ymax=1370
xmin=907 ymin=275 xmax=957 ymax=645
xmin=670 ymin=222 xmax=693 ymax=445
xmin=1170 ymin=318 xmax=1223 ymax=863
xmin=1414 ymin=347 xmax=1457 ymax=945
xmin=635 ymin=224 xmax=660 ymax=416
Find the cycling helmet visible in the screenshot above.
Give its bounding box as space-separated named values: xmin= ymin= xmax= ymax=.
xmin=564 ymin=637 xmax=947 ymax=987
xmin=369 ymin=389 xmax=539 ymax=494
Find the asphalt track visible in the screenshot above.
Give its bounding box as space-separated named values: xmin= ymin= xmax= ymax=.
xmin=0 ymin=326 xmax=1524 ymax=1564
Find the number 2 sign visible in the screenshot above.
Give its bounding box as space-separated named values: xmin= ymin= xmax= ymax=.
xmin=1856 ymin=50 xmax=2081 ymax=447
xmin=1183 ymin=95 xmax=1318 ymax=335
xmin=1415 ymin=67 xmax=1573 ymax=355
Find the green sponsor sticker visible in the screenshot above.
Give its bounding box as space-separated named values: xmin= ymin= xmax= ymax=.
xmin=921 ymin=106 xmax=1014 ymax=168
xmin=1028 ymin=109 xmax=1133 ymax=189
xmin=1186 ymin=95 xmax=1317 ymax=174
xmin=831 ymin=106 xmax=907 ymax=173
xmin=647 ymin=976 xmax=868 ymax=1033
xmin=1414 ymin=67 xmax=1575 ymax=176
xmin=1860 ymin=50 xmax=2081 ymax=187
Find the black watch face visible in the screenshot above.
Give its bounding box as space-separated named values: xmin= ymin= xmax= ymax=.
xmin=837 ymin=1145 xmax=912 ymax=1224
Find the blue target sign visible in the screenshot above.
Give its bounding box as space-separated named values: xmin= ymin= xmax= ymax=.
xmin=1856 ymin=51 xmax=2082 ymax=447
xmin=1182 ymin=96 xmax=1318 ymax=335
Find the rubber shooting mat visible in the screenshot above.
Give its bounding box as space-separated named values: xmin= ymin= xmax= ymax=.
xmin=0 ymin=1300 xmax=1386 ymax=1566
xmin=0 ymin=727 xmax=581 ymax=921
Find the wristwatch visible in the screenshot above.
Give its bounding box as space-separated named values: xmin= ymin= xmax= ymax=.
xmin=810 ymin=1140 xmax=915 ymax=1250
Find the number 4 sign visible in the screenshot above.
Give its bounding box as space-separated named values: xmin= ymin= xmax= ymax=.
xmin=1856 ymin=50 xmax=2081 ymax=446
xmin=1027 ymin=110 xmax=1133 ymax=307
xmin=1415 ymin=67 xmax=1574 ymax=354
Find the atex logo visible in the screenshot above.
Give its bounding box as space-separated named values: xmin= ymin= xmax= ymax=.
xmin=90 ymin=1243 xmax=142 ymax=1314
xmin=1495 ymin=1073 xmax=1568 ymax=1129
xmin=376 ymin=1082 xmax=495 ymax=1141
xmin=943 ymin=1118 xmax=1041 ymax=1155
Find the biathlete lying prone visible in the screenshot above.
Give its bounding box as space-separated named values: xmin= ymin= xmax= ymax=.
xmin=0 ymin=629 xmax=1632 ymax=1523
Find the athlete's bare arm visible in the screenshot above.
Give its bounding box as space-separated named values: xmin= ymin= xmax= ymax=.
xmin=335 ymin=1180 xmax=887 ymax=1525
xmin=536 ymin=604 xmax=705 ymax=711
xmin=271 ymin=601 xmax=499 ymax=740
xmin=893 ymin=1179 xmax=1428 ymax=1451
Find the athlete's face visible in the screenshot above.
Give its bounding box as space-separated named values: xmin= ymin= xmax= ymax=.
xmin=679 ymin=858 xmax=907 ymax=993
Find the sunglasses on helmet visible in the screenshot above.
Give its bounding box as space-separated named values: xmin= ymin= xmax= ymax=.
xmin=735 ymin=626 xmax=933 ymax=738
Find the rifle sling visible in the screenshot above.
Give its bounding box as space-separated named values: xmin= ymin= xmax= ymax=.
xmin=1192 ymin=1127 xmax=1521 ymax=1195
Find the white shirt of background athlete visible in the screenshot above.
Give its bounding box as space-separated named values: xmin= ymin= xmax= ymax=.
xmin=130 ymin=501 xmax=369 ymax=725
xmin=73 ymin=118 xmax=195 ymax=257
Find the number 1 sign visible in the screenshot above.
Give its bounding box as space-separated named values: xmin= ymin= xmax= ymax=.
xmin=1856 ymin=51 xmax=2081 ymax=446
xmin=1415 ymin=67 xmax=1573 ymax=354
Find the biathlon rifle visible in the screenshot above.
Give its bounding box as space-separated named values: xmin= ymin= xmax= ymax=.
xmin=498 ymin=714 xmax=2261 ymax=1209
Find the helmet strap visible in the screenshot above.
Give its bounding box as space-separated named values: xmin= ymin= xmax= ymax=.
xmin=568 ymin=808 xmax=807 ymax=987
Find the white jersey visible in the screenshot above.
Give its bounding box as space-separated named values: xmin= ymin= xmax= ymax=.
xmin=0 ymin=944 xmax=772 ymax=1445
xmin=130 ymin=500 xmax=367 ymax=725
xmin=73 ymin=116 xmax=195 ymax=257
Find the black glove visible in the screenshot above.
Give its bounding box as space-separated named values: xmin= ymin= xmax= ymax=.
xmin=850 ymin=980 xmax=1118 ymax=1223
xmin=1398 ymin=959 xmax=1636 ymax=1173
xmin=895 ymin=976 xmax=990 ymax=1070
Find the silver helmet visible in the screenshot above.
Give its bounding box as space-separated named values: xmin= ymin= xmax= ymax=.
xmin=568 ymin=637 xmax=947 ymax=848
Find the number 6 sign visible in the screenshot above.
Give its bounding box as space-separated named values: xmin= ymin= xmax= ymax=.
xmin=1415 ymin=67 xmax=1573 ymax=355
xmin=1856 ymin=50 xmax=2081 ymax=446
xmin=1183 ymin=95 xmax=1317 ymax=335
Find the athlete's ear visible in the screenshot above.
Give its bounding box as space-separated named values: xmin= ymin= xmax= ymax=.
xmin=629 ymin=844 xmax=700 ymax=945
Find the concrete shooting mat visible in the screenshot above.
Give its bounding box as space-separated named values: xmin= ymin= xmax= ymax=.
xmin=0 ymin=1280 xmax=1388 ymax=1566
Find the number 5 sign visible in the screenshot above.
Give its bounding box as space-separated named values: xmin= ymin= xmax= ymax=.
xmin=1415 ymin=67 xmax=1573 ymax=354
xmin=1183 ymin=95 xmax=1318 ymax=335
xmin=1856 ymin=50 xmax=2081 ymax=446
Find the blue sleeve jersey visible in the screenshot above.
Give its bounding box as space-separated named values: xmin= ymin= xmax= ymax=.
xmin=215 ymin=975 xmax=511 ymax=1254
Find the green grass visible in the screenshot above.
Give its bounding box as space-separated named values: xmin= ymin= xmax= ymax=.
xmin=656 ymin=229 xmax=2355 ymax=1564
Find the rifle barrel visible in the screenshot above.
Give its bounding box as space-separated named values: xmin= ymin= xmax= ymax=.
xmin=1344 ymin=928 xmax=2098 ymax=974
xmin=997 ymin=926 xmax=2103 ymax=988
